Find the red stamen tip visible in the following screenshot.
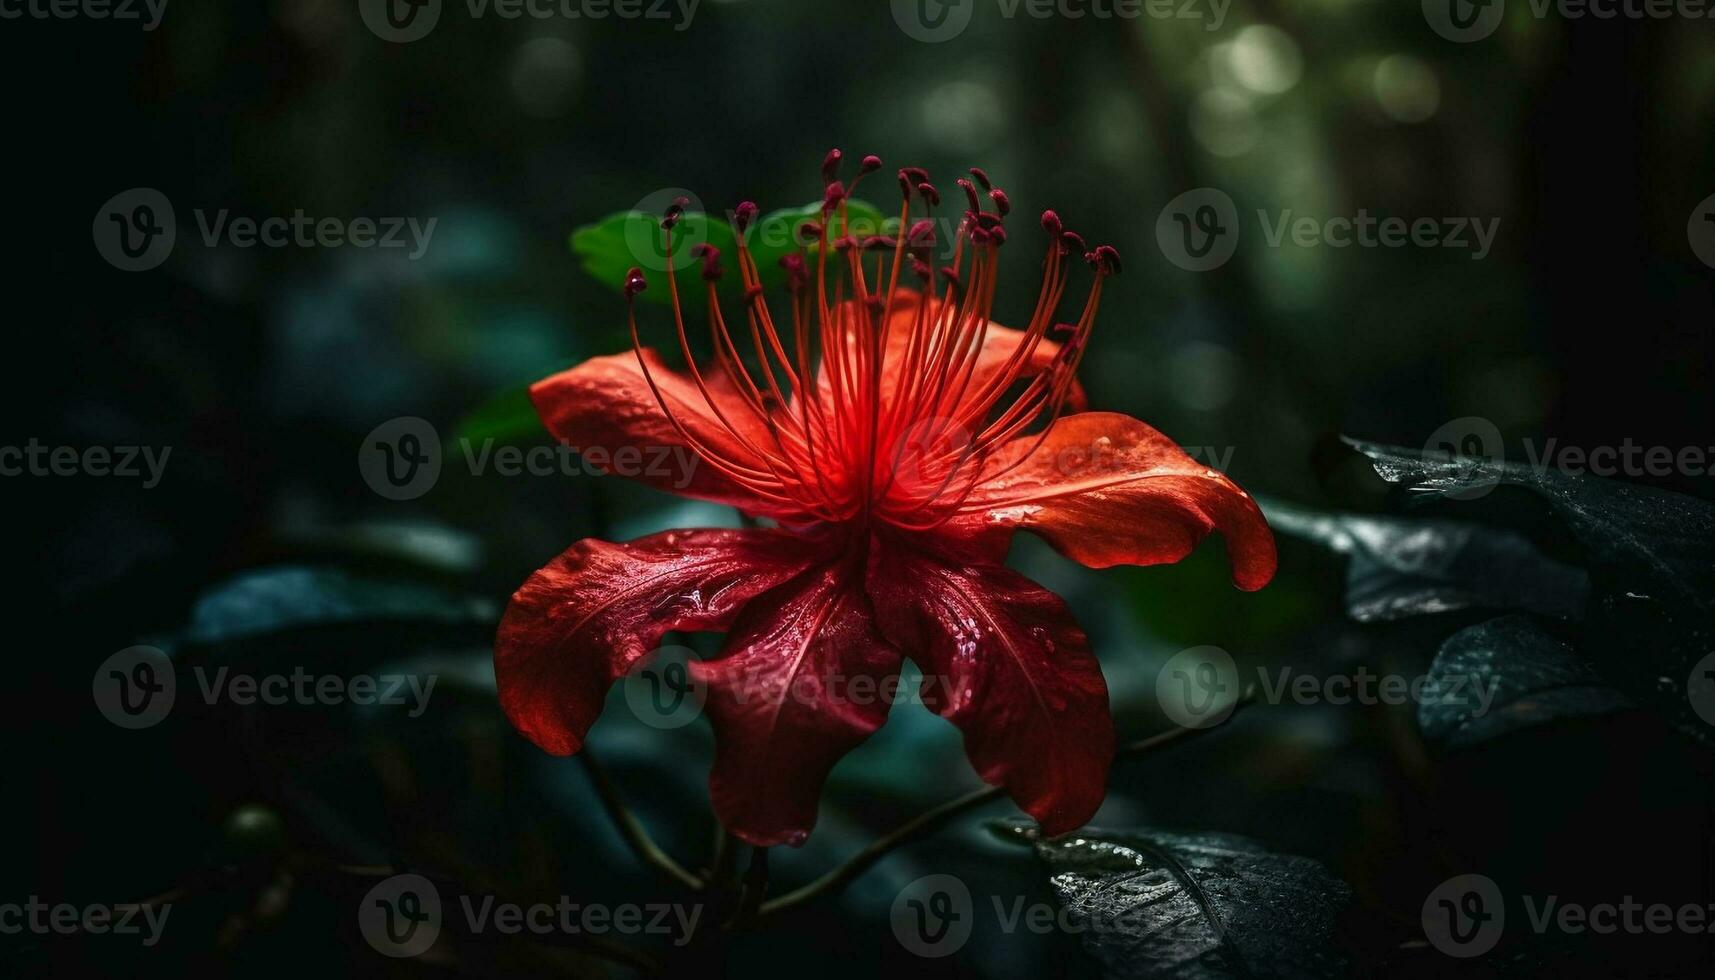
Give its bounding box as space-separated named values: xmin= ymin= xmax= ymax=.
xmin=821 ymin=148 xmax=843 ymax=185
xmin=733 ymin=200 xmax=759 ymax=233
xmin=623 ymin=266 xmax=647 ymax=299
xmin=916 ymin=182 xmax=940 ymax=208
xmin=661 ymin=196 xmax=690 ymax=231
xmin=938 ymin=265 xmax=962 ymax=290
xmin=860 ymin=154 xmax=882 ymax=174
xmin=796 ymin=220 xmax=823 ymax=243
xmin=1060 ymin=230 xmax=1087 ymax=256
xmin=1041 ymin=210 xmax=1062 ymax=237
xmin=968 ymin=167 xmax=992 ymax=191
xmin=957 ymin=178 xmax=981 ymax=212
xmin=1093 ymin=244 xmax=1123 ymax=274
xmin=907 ymin=219 xmax=937 ymax=248
xmin=910 ymin=256 xmax=932 ymax=280
xmin=690 ymin=242 xmax=725 ymax=281
xmin=989 ymin=188 xmax=1011 ymax=217
xmin=779 ymin=253 xmax=808 ymax=290
xmin=822 ymin=181 xmax=847 ymax=213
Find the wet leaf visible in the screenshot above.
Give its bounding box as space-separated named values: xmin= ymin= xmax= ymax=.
xmin=1347 ymin=439 xmax=1715 ymax=747
xmin=1419 ymin=614 xmax=1632 ymax=749
xmin=175 ymin=565 xmax=497 ymax=648
xmin=994 ymin=821 xmax=1352 ymax=979
xmin=1264 ymin=497 xmax=1588 ymax=623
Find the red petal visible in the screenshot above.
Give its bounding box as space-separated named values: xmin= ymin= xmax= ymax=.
xmin=494 ymin=528 xmax=817 ymax=755
xmin=867 ymin=537 xmax=1114 ymax=837
xmin=531 ymin=349 xmax=804 ymax=518
xmin=693 ymin=560 xmax=901 ymax=847
xmin=960 ymin=412 xmax=1277 ymax=591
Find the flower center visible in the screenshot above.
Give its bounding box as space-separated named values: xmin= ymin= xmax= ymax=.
xmin=621 ymin=151 xmax=1120 ymax=532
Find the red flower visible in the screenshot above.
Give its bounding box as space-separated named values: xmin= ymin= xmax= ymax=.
xmin=496 ymin=154 xmax=1276 ymax=847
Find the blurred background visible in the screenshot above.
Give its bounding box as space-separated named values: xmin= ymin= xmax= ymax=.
xmin=6 ymin=0 xmax=1714 ymax=975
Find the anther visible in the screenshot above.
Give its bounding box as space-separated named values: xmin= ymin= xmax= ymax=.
xmin=957 ymin=178 xmax=981 ymax=212
xmin=733 ymin=200 xmax=759 ymax=233
xmin=968 ymin=167 xmax=992 ymax=191
xmin=1093 ymin=244 xmax=1122 ymax=275
xmin=1060 ymin=230 xmax=1087 ymax=256
xmin=779 ymin=253 xmax=808 ymax=291
xmin=690 ymin=242 xmax=724 ymax=281
xmin=662 ymin=196 xmax=689 ymax=231
xmin=989 ymin=188 xmax=1011 ymax=217
xmin=821 ymin=148 xmax=843 ymax=185
xmin=623 ymin=266 xmax=648 ymax=299
xmin=860 ymin=155 xmax=882 ymax=174
xmin=1041 ymin=210 xmax=1062 ymax=238
xmin=916 ymin=182 xmax=940 ymax=208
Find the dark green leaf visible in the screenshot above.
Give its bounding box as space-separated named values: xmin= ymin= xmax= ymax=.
xmin=1419 ymin=614 xmax=1632 ymax=749
xmin=1264 ymin=497 xmax=1588 ymax=623
xmin=993 ymin=821 xmax=1352 ymax=979
xmin=176 ymin=565 xmax=497 ymax=648
xmin=1347 ymin=439 xmax=1715 ymax=747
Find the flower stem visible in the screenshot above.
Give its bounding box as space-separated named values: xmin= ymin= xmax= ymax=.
xmin=578 ymin=747 xmax=703 ymax=891
xmin=758 ymin=692 xmax=1258 ymax=918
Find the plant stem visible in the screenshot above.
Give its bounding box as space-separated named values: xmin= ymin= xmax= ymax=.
xmin=578 ymin=747 xmax=703 ymax=891
xmin=759 ymin=695 xmax=1257 ymax=918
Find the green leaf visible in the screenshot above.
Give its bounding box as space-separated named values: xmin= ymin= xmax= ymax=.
xmin=451 ymin=380 xmax=546 ymax=447
xmin=568 ymin=198 xmax=887 ymax=308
